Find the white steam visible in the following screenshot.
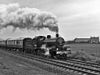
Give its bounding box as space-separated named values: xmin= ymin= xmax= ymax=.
xmin=0 ymin=3 xmax=58 ymax=32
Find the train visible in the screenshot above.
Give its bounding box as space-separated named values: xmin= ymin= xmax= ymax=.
xmin=0 ymin=34 xmax=71 ymax=59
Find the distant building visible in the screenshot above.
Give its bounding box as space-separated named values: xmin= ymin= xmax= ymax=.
xmin=74 ymin=38 xmax=89 ymax=43
xmin=89 ymin=37 xmax=99 ymax=44
xmin=74 ymin=37 xmax=99 ymax=44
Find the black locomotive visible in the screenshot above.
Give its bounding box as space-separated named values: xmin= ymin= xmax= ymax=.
xmin=0 ymin=34 xmax=71 ymax=59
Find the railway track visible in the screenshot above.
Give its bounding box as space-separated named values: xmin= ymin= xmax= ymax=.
xmin=66 ymin=59 xmax=100 ymax=69
xmin=25 ymin=54 xmax=100 ymax=75
xmin=3 ymin=49 xmax=100 ymax=75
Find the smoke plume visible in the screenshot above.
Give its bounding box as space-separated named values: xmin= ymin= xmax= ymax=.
xmin=0 ymin=3 xmax=58 ymax=32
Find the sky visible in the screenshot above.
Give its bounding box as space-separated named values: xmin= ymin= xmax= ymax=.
xmin=0 ymin=0 xmax=100 ymax=40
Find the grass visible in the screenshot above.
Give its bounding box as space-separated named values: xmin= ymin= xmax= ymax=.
xmin=65 ymin=43 xmax=100 ymax=63
xmin=66 ymin=44 xmax=100 ymax=57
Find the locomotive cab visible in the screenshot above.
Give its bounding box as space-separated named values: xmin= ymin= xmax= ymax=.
xmin=23 ymin=38 xmax=33 ymax=53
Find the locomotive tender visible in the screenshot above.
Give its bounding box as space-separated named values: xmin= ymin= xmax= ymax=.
xmin=0 ymin=34 xmax=71 ymax=59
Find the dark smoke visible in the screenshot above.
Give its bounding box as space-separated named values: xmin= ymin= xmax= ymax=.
xmin=0 ymin=3 xmax=58 ymax=33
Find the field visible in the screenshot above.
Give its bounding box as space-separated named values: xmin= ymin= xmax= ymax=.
xmin=67 ymin=44 xmax=100 ymax=57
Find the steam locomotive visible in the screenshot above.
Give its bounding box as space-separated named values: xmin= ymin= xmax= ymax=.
xmin=0 ymin=34 xmax=71 ymax=59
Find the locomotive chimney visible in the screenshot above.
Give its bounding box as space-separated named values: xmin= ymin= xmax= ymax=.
xmin=56 ymin=33 xmax=59 ymax=38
